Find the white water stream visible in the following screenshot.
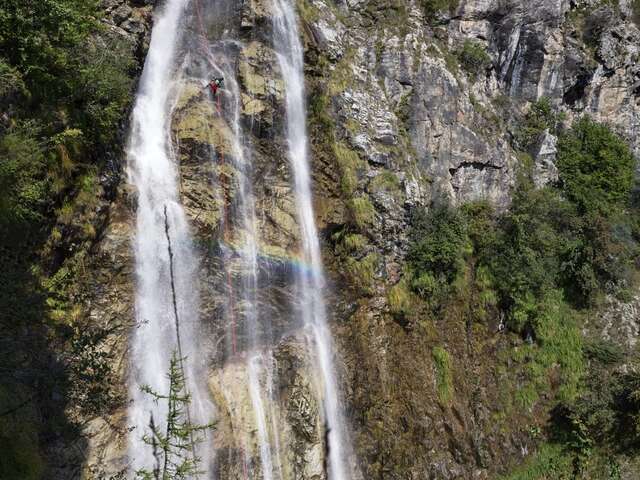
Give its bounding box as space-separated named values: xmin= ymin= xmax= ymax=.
xmin=272 ymin=1 xmax=354 ymax=479
xmin=206 ymin=49 xmax=276 ymax=480
xmin=126 ymin=0 xmax=357 ymax=477
xmin=126 ymin=0 xmax=214 ymax=476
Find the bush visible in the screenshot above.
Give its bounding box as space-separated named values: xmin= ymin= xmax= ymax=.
xmin=388 ymin=279 xmax=412 ymax=319
xmin=0 ymin=123 xmax=48 ymax=230
xmin=407 ymin=206 xmax=471 ymax=299
xmin=0 ymin=2 xmax=136 ymax=476
xmin=515 ymin=97 xmax=564 ymax=150
xmin=556 ymin=117 xmax=635 ymax=215
xmin=498 ymin=443 xmax=573 ymax=480
xmin=350 ymin=196 xmax=376 ymax=230
xmin=457 ymin=40 xmax=491 ymax=80
xmin=486 ymin=186 xmax=578 ymax=328
xmin=0 ymin=0 xmax=98 ymax=99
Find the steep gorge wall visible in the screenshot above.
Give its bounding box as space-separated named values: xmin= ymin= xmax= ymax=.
xmin=68 ymin=0 xmax=640 ymax=479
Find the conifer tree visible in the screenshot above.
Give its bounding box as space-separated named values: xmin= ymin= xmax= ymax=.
xmin=136 ymin=351 xmax=212 ymax=480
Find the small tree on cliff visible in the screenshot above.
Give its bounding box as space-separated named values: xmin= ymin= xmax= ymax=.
xmin=136 ymin=351 xmax=213 ymax=480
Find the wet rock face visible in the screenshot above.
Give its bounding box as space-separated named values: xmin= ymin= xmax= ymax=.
xmin=78 ymin=0 xmax=640 ymax=479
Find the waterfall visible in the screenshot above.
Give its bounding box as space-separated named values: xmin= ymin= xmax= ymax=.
xmin=126 ymin=0 xmax=214 ymax=475
xmin=125 ymin=0 xmax=357 ymax=477
xmin=272 ymin=1 xmax=354 ymax=479
xmin=207 ymin=48 xmax=277 ymax=480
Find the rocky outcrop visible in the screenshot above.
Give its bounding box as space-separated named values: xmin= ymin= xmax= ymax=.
xmin=75 ymin=0 xmax=640 ymax=479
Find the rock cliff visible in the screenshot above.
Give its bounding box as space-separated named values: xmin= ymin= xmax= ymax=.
xmin=34 ymin=0 xmax=640 ymax=479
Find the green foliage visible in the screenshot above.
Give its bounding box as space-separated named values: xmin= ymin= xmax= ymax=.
xmin=498 ymin=443 xmax=573 ymax=480
xmin=583 ymin=339 xmax=624 ymax=365
xmin=515 ymin=98 xmax=564 ymax=150
xmin=556 ymin=117 xmax=635 ymax=215
xmin=0 ymin=1 xmax=136 ymax=476
xmin=508 ymin=291 xmax=583 ymax=410
xmin=345 ymin=253 xmax=380 ymax=295
xmin=388 ymin=279 xmax=412 ymax=318
xmin=486 ymin=186 xmax=579 ymax=329
xmin=457 ymin=40 xmax=491 ymax=80
xmin=0 ymin=0 xmax=99 ymax=98
xmin=333 ymin=142 xmax=361 ymax=196
xmin=553 ymin=356 xmax=640 ymax=460
xmin=407 ymin=206 xmax=471 ymax=300
xmin=350 ymin=196 xmax=376 ymax=230
xmin=432 ymin=346 xmax=453 ymax=405
xmin=343 ymin=233 xmax=368 ymax=252
xmin=137 ymin=352 xmax=214 ymax=480
xmin=0 ymin=122 xmax=48 ymax=229
xmin=406 ymin=119 xmax=637 ymax=471
xmin=0 ymin=58 xmax=26 ymax=99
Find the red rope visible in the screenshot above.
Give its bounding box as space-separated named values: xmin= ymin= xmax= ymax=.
xmin=194 ymin=0 xmax=238 ymax=358
xmin=191 ymin=5 xmax=249 ymax=479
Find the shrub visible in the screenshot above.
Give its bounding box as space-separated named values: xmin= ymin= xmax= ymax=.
xmin=515 ymin=97 xmax=564 ymax=150
xmin=457 ymin=40 xmax=491 ymax=80
xmin=0 ymin=123 xmax=48 ymax=229
xmin=346 ymin=253 xmax=380 ymax=295
xmin=388 ymin=279 xmax=412 ymax=318
xmin=498 ymin=443 xmax=573 ymax=480
xmin=485 ymin=186 xmax=578 ymax=328
xmin=0 ymin=0 xmax=98 ymax=98
xmin=556 ymin=117 xmax=635 ymax=215
xmin=407 ymin=206 xmax=471 ymax=299
xmin=333 ymin=142 xmax=360 ymax=196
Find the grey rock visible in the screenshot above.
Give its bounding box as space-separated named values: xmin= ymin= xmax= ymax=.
xmin=532 ymin=130 xmax=559 ymax=188
xmin=112 ymin=3 xmax=133 ymax=24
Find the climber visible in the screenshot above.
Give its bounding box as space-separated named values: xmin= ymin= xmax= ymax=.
xmin=208 ymin=77 xmax=224 ymax=96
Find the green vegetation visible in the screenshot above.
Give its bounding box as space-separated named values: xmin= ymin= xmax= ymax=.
xmin=0 ymin=0 xmax=137 ymax=476
xmin=370 ymin=171 xmax=401 ymax=195
xmin=509 ymin=290 xmax=584 ymax=408
xmin=407 ymin=118 xmax=639 ymax=473
xmin=341 ymin=233 xmax=368 ymax=254
xmin=407 ymin=206 xmax=471 ymax=303
xmin=498 ymin=443 xmax=573 ymax=480
xmin=556 ymin=117 xmax=634 ymax=215
xmin=457 ymin=40 xmax=491 ymax=80
xmin=515 ymin=97 xmax=564 ymax=150
xmin=136 ymin=352 xmax=214 ymax=480
xmin=346 ymin=253 xmax=380 ymax=295
xmin=388 ymin=279 xmax=412 ymax=318
xmin=333 ymin=142 xmax=361 ymax=196
xmin=432 ymin=346 xmax=453 ymax=405
xmin=350 ymin=196 xmax=376 ymax=229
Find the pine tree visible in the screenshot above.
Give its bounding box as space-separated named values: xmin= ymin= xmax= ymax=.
xmin=136 ymin=351 xmax=212 ymax=480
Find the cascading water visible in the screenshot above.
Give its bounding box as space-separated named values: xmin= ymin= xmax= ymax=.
xmin=126 ymin=0 xmax=214 ymax=475
xmin=189 ymin=9 xmax=277 ymax=476
xmin=126 ymin=0 xmax=358 ymax=477
xmin=272 ymin=1 xmax=356 ymax=479
xmin=209 ymin=54 xmax=276 ymax=480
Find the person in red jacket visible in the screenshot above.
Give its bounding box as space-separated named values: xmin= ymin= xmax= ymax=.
xmin=208 ymin=77 xmax=224 ymax=96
